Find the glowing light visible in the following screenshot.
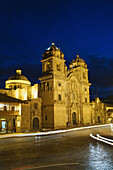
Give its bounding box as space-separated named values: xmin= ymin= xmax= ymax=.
xmin=97 ymin=134 xmax=113 ymax=142
xmin=0 ymin=104 xmax=4 ymax=108
xmin=90 ymin=134 xmax=113 ymax=146
xmin=6 ymin=80 xmax=31 ymax=85
xmin=16 ymin=69 xmax=22 ymax=74
xmin=47 ymin=47 xmax=50 ymax=50
xmin=17 ymin=122 xmax=21 ymax=127
xmin=0 ymin=124 xmax=110 ymax=139
xmin=51 ymin=43 xmax=55 ymax=46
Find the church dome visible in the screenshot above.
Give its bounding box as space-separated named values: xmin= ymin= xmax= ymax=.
xmin=5 ymin=69 xmax=31 ymax=89
xmin=8 ymin=69 xmax=30 ymax=81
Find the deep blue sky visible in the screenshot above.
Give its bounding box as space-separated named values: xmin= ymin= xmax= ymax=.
xmin=0 ymin=0 xmax=113 ymax=99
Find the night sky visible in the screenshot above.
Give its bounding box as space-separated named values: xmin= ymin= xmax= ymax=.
xmin=0 ymin=0 xmax=113 ymax=99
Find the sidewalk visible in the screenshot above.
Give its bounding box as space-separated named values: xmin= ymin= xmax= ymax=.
xmin=0 ymin=124 xmax=111 ymax=139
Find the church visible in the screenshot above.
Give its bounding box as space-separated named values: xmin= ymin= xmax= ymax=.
xmin=39 ymin=43 xmax=91 ymax=129
xmin=0 ymin=43 xmax=108 ymax=133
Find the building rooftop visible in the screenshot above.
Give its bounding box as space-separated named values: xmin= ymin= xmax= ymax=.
xmin=0 ymin=93 xmax=24 ymax=103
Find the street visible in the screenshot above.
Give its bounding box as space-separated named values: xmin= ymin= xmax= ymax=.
xmin=0 ymin=125 xmax=113 ymax=170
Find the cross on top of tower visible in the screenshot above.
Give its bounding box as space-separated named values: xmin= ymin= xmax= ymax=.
xmin=51 ymin=43 xmax=55 ymax=46
xmin=76 ymin=54 xmax=79 ymax=58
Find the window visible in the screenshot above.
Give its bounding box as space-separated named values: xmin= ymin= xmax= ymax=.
xmin=14 ymin=86 xmax=16 ymax=90
xmin=58 ymin=83 xmax=61 ymax=87
xmin=46 ymin=62 xmax=50 ymax=71
xmin=12 ymin=107 xmax=14 ymax=111
xmin=85 ymin=88 xmax=87 ymax=91
xmin=4 ymin=106 xmax=7 ymax=111
xmin=57 ymin=63 xmax=60 ymax=71
xmin=34 ymin=103 xmax=38 ymax=110
xmin=85 ymin=98 xmax=87 ymax=103
xmin=58 ymin=94 xmax=61 ymax=101
xmin=45 ymin=116 xmax=47 ymax=120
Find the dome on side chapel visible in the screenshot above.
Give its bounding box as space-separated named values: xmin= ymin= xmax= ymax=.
xmin=5 ymin=69 xmax=31 ymax=89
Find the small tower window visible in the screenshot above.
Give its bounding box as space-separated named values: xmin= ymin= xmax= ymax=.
xmin=57 ymin=63 xmax=60 ymax=71
xmin=85 ymin=88 xmax=87 ymax=91
xmin=58 ymin=94 xmax=61 ymax=101
xmin=46 ymin=62 xmax=50 ymax=71
xmin=85 ymin=98 xmax=87 ymax=103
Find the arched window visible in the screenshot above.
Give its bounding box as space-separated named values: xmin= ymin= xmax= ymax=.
xmin=14 ymin=85 xmax=16 ymax=90
xmin=85 ymin=98 xmax=87 ymax=103
xmin=58 ymin=94 xmax=61 ymax=101
xmin=46 ymin=62 xmax=50 ymax=71
xmin=57 ymin=63 xmax=60 ymax=71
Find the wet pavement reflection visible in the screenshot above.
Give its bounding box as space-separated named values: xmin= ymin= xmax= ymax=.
xmin=0 ymin=126 xmax=113 ymax=170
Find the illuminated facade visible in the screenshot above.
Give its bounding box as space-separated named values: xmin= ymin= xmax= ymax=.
xmin=39 ymin=43 xmax=91 ymax=129
xmin=0 ymin=93 xmax=22 ymax=133
xmin=91 ymin=98 xmax=106 ymax=124
xmin=0 ymin=69 xmax=42 ymax=133
xmin=0 ymin=43 xmax=109 ymax=133
xmin=4 ymin=69 xmax=38 ymax=100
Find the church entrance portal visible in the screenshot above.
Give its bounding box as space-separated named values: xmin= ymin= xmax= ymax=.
xmin=72 ymin=112 xmax=76 ymax=125
xmin=33 ymin=117 xmax=39 ymax=130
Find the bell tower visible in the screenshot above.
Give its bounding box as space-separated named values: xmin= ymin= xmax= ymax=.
xmin=41 ymin=43 xmax=66 ymax=75
xmin=39 ymin=43 xmax=67 ymax=130
xmin=69 ymin=54 xmax=91 ymax=104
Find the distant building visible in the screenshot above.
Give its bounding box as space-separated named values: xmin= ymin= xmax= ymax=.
xmin=91 ymin=98 xmax=106 ymax=124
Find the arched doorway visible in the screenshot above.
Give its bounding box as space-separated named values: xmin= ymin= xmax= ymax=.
xmin=72 ymin=112 xmax=76 ymax=125
xmin=33 ymin=117 xmax=39 ymax=130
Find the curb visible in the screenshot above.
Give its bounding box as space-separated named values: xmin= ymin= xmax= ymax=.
xmin=0 ymin=124 xmax=111 ymax=139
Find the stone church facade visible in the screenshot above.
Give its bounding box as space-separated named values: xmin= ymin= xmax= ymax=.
xmin=39 ymin=43 xmax=91 ymax=129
